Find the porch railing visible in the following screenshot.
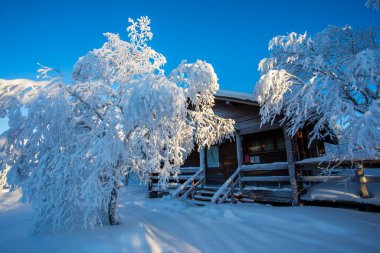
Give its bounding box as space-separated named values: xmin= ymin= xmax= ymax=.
xmin=211 ymin=166 xmax=241 ymax=204
xmin=170 ymin=167 xmax=205 ymax=199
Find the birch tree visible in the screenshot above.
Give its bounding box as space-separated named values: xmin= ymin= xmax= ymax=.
xmin=254 ymin=25 xmax=380 ymax=157
xmin=0 ymin=16 xmax=234 ymax=232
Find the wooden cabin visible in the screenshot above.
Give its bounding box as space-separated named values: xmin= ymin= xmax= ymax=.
xmin=148 ymin=90 xmax=380 ymax=209
xmin=149 ymin=90 xmax=326 ymax=205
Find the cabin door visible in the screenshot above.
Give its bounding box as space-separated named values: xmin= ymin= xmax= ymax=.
xmin=205 ymin=141 xmax=238 ymax=185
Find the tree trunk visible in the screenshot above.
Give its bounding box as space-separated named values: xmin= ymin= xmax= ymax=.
xmin=108 ymin=186 xmax=118 ymax=225
xmin=108 ymin=158 xmax=121 ymax=225
xmin=355 ymin=162 xmax=369 ymax=198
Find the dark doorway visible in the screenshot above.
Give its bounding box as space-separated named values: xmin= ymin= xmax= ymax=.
xmin=205 ymin=140 xmax=238 ymax=185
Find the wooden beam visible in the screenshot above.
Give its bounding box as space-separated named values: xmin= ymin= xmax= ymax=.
xmin=236 ymin=132 xmax=243 ymax=168
xmin=283 ymin=128 xmax=299 ymax=206
xmin=199 ymin=148 xmax=206 ymax=185
xmin=241 ymin=176 xmax=291 ymax=182
xmin=241 ymin=163 xmax=288 ymax=171
xmin=235 ymin=132 xmax=243 ymax=189
xmin=298 ymin=175 xmax=353 ymax=182
xmin=299 ymin=175 xmax=380 ymax=183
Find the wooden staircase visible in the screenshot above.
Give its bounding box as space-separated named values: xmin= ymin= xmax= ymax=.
xmin=148 ymin=167 xmax=203 ymax=198
xmin=185 ymin=186 xmax=241 ymax=205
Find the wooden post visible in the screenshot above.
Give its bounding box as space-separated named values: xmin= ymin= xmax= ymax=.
xmin=283 ymin=129 xmax=299 ymax=206
xmin=199 ymin=147 xmax=206 ymax=185
xmin=191 ymin=180 xmax=195 ymax=199
xmin=235 ymin=132 xmax=243 ymax=189
xmin=355 ymin=162 xmax=369 ymax=198
xmin=231 ymin=181 xmax=235 ymax=204
xmin=236 ymin=132 xmax=243 ymax=168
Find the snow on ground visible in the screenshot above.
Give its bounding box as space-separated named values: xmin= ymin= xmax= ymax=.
xmin=302 ymin=181 xmax=380 ymax=206
xmin=1 ymin=183 xmax=380 ymax=253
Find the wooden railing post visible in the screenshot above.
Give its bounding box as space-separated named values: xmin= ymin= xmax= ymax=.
xmin=200 ymin=148 xmax=206 ymax=185
xmin=283 ymin=129 xmax=299 ymax=206
xmin=191 ymin=180 xmax=195 ymax=199
xmin=231 ymin=180 xmax=235 ymax=204
xmin=235 ymin=132 xmax=243 ymax=189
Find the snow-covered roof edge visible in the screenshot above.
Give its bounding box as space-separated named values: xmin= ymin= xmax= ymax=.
xmin=215 ymin=90 xmax=258 ymax=105
xmin=297 ymin=150 xmax=380 ymax=165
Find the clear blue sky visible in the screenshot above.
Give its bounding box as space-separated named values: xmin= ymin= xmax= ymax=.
xmin=0 ymin=0 xmax=379 ymax=93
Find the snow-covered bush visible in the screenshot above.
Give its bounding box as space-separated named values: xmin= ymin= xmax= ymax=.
xmin=0 ymin=16 xmax=234 ymax=232
xmin=254 ymin=26 xmax=380 ymax=157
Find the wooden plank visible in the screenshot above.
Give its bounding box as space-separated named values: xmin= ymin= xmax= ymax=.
xmin=150 ymin=175 xmax=201 ymax=180
xmin=212 ymin=100 xmax=282 ymax=134
xmin=180 ymin=167 xmax=201 ymax=173
xmin=299 ymin=175 xmax=353 ymax=182
xmin=243 ymin=186 xmax=292 ymax=192
xmin=299 ymin=175 xmax=380 ymax=182
xmin=241 ymin=176 xmax=290 ymax=182
xmin=242 ymin=189 xmax=293 ymax=199
xmin=236 ymin=132 xmax=243 ymax=168
xmin=193 ymin=195 xmax=213 ymax=201
xmin=150 ymin=182 xmax=179 ymax=187
xmin=241 ymin=163 xmax=288 ymax=172
xmin=366 ymin=176 xmax=380 ymax=182
xmin=241 ymin=195 xmax=293 ymax=204
xmin=199 ymin=148 xmax=206 ymax=185
xmin=239 ymin=125 xmax=282 ymax=135
xmin=296 ymin=158 xmax=380 ymax=165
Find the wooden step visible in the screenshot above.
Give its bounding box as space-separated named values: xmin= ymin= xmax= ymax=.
xmin=150 ymin=175 xmax=200 ymax=180
xmin=179 ymin=167 xmax=201 ymax=173
xmin=150 ymin=183 xmax=179 ymax=189
xmin=193 ymin=195 xmax=213 ymax=201
xmin=196 ymin=189 xmax=217 ymax=195
xmin=202 ymin=185 xmax=222 ymax=190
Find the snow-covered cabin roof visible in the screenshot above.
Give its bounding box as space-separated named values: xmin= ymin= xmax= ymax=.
xmin=215 ymin=90 xmax=258 ymax=105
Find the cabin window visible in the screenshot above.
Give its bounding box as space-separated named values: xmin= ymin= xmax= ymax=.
xmin=207 ymin=146 xmax=220 ymax=168
xmin=250 ymin=155 xmax=260 ymax=163
xmin=242 ymin=129 xmax=287 ymax=164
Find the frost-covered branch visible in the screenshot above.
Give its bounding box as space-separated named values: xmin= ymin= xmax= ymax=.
xmin=366 ymin=0 xmax=380 ymax=10
xmin=254 ymin=26 xmax=380 ymax=156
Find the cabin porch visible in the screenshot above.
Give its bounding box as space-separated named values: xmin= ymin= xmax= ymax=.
xmin=149 ymin=127 xmax=315 ymax=205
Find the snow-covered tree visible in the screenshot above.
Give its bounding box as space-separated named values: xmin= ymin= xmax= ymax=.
xmin=366 ymin=0 xmax=380 ymax=10
xmin=0 ymin=16 xmax=234 ymax=232
xmin=254 ymin=26 xmax=380 ymax=157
